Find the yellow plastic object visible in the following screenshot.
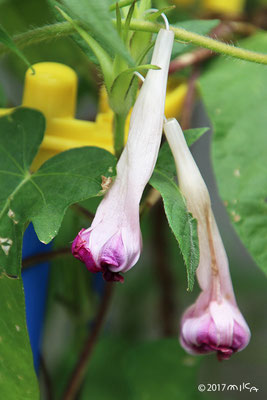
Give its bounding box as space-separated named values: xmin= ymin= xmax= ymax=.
xmin=23 ymin=62 xmax=77 ymax=120
xmin=165 ymin=82 xmax=188 ymax=120
xmin=202 ymin=0 xmax=245 ymax=14
xmin=20 ymin=63 xmax=113 ymax=170
xmin=0 ymin=62 xmax=188 ymax=170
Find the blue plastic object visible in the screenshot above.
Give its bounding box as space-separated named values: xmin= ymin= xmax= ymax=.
xmin=22 ymin=223 xmax=51 ymax=372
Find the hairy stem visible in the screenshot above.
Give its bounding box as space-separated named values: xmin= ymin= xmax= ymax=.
xmin=0 ymin=22 xmax=74 ymax=53
xmin=127 ymin=19 xmax=266 ymax=65
xmin=169 ymin=20 xmax=256 ymax=74
xmin=62 ymin=282 xmax=114 ymax=400
xmin=0 ymin=19 xmax=266 ymax=65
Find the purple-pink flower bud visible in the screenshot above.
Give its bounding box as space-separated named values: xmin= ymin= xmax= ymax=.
xmin=163 ymin=118 xmax=251 ymax=359
xmin=180 ymin=289 xmax=251 ymax=360
xmin=72 ymin=208 xmax=142 ymax=282
xmin=72 ymin=226 xmax=141 ymax=282
xmin=72 ymin=28 xmax=174 ymax=282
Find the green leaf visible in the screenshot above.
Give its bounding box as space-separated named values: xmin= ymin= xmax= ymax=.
xmin=56 ymin=6 xmax=113 ymax=90
xmin=61 ymin=0 xmax=134 ymax=66
xmin=185 ymin=127 xmax=210 ymax=147
xmin=150 ymin=169 xmax=199 ymax=291
xmin=0 ymin=24 xmax=34 ymax=72
xmin=172 ymin=19 xmax=219 ymax=59
xmin=156 ymin=127 xmax=209 ymax=178
xmin=47 ymin=0 xmax=98 ymax=65
xmin=199 ymin=32 xmax=267 ymax=277
xmin=149 ymin=127 xmax=208 ymax=290
xmin=81 ymin=339 xmax=202 ymax=400
xmin=0 ymin=108 xmax=116 ymax=277
xmin=0 ymin=275 xmax=39 ymax=399
xmin=124 ymin=340 xmax=202 ymax=400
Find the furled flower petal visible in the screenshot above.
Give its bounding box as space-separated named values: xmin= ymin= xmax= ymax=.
xmin=72 ymin=29 xmax=174 ymax=282
xmin=180 ymin=291 xmax=251 ymax=360
xmin=163 ymin=118 xmax=251 ymax=359
xmin=71 ymin=229 xmax=99 ymax=273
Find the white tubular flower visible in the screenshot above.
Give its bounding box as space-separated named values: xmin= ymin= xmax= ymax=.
xmin=72 ymin=29 xmax=174 ymax=282
xmin=164 ymin=118 xmax=250 ymax=359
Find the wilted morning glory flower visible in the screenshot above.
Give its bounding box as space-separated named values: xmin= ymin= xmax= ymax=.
xmin=72 ymin=28 xmax=174 ymax=282
xmin=164 ymin=118 xmax=250 ymax=359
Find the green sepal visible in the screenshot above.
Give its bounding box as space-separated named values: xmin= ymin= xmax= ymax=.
xmin=0 ymin=24 xmax=34 ymax=73
xmin=109 ymin=0 xmax=141 ymax=12
xmin=109 ymin=64 xmax=160 ymax=115
xmin=56 ymin=7 xmax=113 ymax=90
xmin=145 ymin=6 xmax=176 ymax=23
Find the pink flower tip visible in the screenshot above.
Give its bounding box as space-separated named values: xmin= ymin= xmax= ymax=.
xmin=180 ymin=297 xmax=251 ymax=361
xmin=71 ymin=227 xmax=140 ymax=283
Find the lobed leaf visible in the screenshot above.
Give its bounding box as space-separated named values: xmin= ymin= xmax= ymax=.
xmin=0 ymin=107 xmax=116 ymax=398
xmin=0 ymin=108 xmax=116 ymax=277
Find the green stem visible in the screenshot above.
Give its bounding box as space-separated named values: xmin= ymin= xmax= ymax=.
xmin=127 ymin=20 xmax=267 ymax=65
xmin=113 ymin=113 xmax=127 ymax=157
xmin=0 ymin=22 xmax=74 ymax=53
xmin=0 ymin=19 xmax=266 ymax=65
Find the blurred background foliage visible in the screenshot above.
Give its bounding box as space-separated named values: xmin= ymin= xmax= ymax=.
xmin=0 ymin=0 xmax=267 ymax=399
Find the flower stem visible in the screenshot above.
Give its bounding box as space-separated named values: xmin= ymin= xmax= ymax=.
xmin=22 ymin=247 xmax=71 ymax=269
xmin=169 ymin=20 xmax=254 ymax=74
xmin=39 ymin=355 xmax=54 ymax=400
xmin=71 ymin=204 xmax=95 ymax=221
xmin=61 ymin=282 xmax=114 ymax=400
xmin=180 ymin=67 xmax=200 ymax=131
xmin=113 ymin=112 xmax=127 ymax=157
xmin=0 ymin=20 xmax=266 ymax=65
xmin=139 ymin=187 xmax=161 ymax=217
xmin=0 ymin=22 xmax=74 ymax=53
xmin=127 ymin=19 xmax=267 ymax=65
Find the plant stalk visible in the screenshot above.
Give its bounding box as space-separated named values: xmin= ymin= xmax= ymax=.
xmin=0 ymin=20 xmax=266 ymax=65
